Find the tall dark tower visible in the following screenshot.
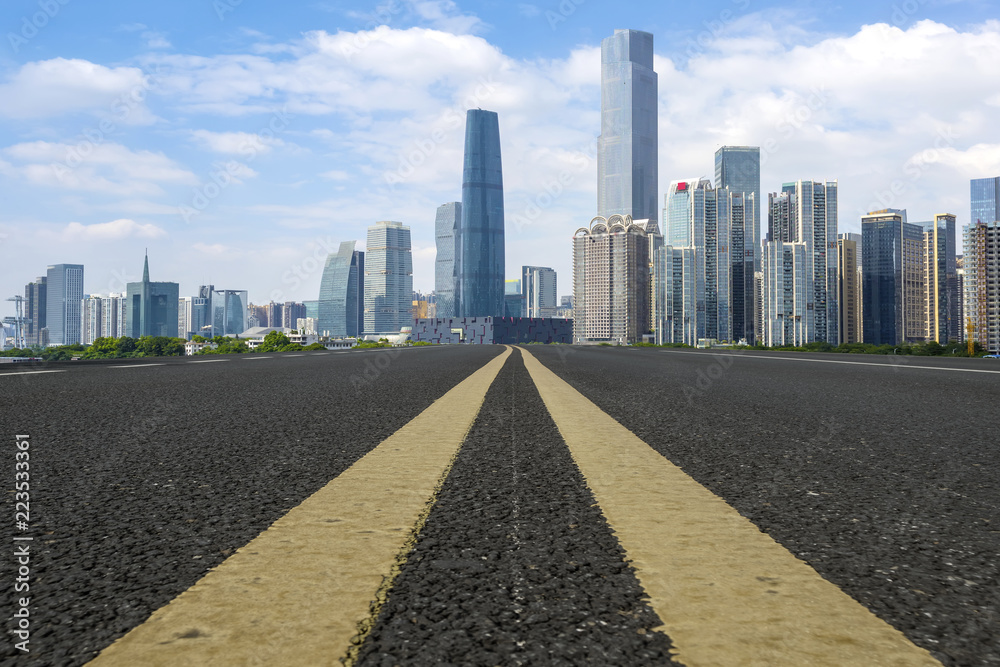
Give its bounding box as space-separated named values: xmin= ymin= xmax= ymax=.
xmin=457 ymin=109 xmax=505 ymax=318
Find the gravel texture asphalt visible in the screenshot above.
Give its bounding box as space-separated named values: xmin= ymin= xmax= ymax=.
xmin=528 ymin=346 xmax=1000 ymax=667
xmin=0 ymin=347 xmax=502 ymax=666
xmin=356 ymin=348 xmax=679 ymax=667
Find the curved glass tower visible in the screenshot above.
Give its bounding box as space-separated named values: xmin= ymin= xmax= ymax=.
xmin=319 ymin=241 xmax=364 ymax=338
xmin=458 ymin=109 xmax=505 ymax=318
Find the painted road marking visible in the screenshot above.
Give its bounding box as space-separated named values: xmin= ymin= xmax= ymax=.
xmin=520 ymin=347 xmax=940 ymax=667
xmin=189 ymin=359 xmax=228 ymax=363
xmin=0 ymin=370 xmax=66 ymax=376
xmin=109 ymin=364 xmax=164 ymax=368
xmin=665 ymin=349 xmax=1000 ymax=374
xmin=88 ymin=346 xmax=512 ymax=667
xmin=243 ymin=356 xmax=272 ymax=360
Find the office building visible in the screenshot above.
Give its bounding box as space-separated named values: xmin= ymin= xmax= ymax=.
xmin=125 ymin=254 xmax=179 ymax=338
xmin=573 ymin=215 xmax=655 ymax=344
xmin=861 ymin=210 xmax=925 ymax=345
xmin=46 ymin=263 xmax=84 ymax=345
xmin=838 ymin=233 xmax=862 ymax=344
xmin=319 ymin=241 xmax=365 ymax=338
xmin=715 ymin=146 xmax=761 ymax=263
xmin=654 ymin=245 xmax=696 ymax=345
xmin=23 ymin=276 xmax=46 ymax=347
xmin=970 ymin=176 xmax=1000 ymax=226
xmin=598 ymin=29 xmax=657 ymax=220
xmin=964 ymin=221 xmax=1000 ymax=353
xmin=209 ymin=290 xmax=248 ymax=337
xmin=364 ymin=221 xmax=413 ymax=334
xmin=522 ymin=267 xmax=557 ymax=318
xmin=435 ymin=202 xmax=461 ymax=318
xmin=458 ymin=110 xmax=505 ymax=318
xmin=923 ymin=214 xmax=959 ymax=343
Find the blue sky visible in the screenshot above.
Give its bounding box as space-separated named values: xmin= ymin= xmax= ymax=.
xmin=1 ymin=0 xmax=999 ymax=320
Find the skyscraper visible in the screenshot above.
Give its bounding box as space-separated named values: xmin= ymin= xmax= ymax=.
xmin=458 ymin=110 xmax=505 ymax=318
xmin=598 ymin=29 xmax=657 ymax=220
xmin=364 ymin=221 xmax=413 ymax=334
xmin=573 ymin=215 xmax=654 ymax=344
xmin=319 ymin=241 xmax=365 ymax=338
xmin=838 ymin=233 xmax=862 ymax=345
xmin=923 ymin=214 xmax=959 ymax=343
xmin=715 ymin=146 xmax=761 ymax=263
xmin=125 ymin=254 xmax=179 ymax=338
xmin=862 ymin=210 xmax=924 ymax=345
xmin=522 ymin=266 xmax=557 ymax=318
xmin=970 ymin=176 xmax=1000 ymax=225
xmin=963 ymin=220 xmax=1000 ymax=352
xmin=212 ymin=290 xmax=249 ymax=336
xmin=434 ymin=202 xmax=461 ymax=318
xmin=763 ymin=180 xmax=839 ymax=345
xmin=23 ymin=276 xmax=46 ymax=347
xmin=46 ymin=263 xmax=84 ymax=345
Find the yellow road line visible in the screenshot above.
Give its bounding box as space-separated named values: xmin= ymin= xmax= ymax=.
xmin=89 ymin=346 xmax=512 ymax=667
xmin=520 ymin=347 xmax=940 ymax=667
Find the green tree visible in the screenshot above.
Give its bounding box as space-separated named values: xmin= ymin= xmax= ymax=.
xmin=257 ymin=330 xmax=291 ymax=353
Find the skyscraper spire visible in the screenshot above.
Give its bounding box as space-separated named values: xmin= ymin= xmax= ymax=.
xmin=143 ymin=249 xmax=150 ymax=282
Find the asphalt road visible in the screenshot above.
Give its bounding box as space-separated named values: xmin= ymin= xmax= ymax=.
xmin=528 ymin=346 xmax=1000 ymax=667
xmin=1 ymin=345 xmax=997 ymax=666
xmin=0 ymin=347 xmax=502 ymax=666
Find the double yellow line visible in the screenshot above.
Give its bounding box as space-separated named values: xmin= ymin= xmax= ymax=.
xmin=90 ymin=346 xmax=939 ymax=666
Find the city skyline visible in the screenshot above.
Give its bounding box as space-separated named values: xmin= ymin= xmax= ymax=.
xmin=2 ymin=2 xmax=1000 ymax=319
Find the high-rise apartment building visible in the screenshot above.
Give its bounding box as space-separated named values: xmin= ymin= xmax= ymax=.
xmin=522 ymin=266 xmax=557 ymax=318
xmin=319 ymin=241 xmax=365 ymax=338
xmin=82 ymin=293 xmax=126 ymax=344
xmin=46 ymin=263 xmax=84 ymax=345
xmin=838 ymin=233 xmax=862 ymax=344
xmin=23 ymin=276 xmax=46 ymax=347
xmin=126 ymin=254 xmax=179 ymax=338
xmin=458 ymin=110 xmax=505 ymax=318
xmin=598 ymin=29 xmax=657 ymax=220
xmin=434 ymin=202 xmax=460 ymax=319
xmin=281 ymin=302 xmax=306 ymax=333
xmin=923 ymin=214 xmax=959 ymax=343
xmin=573 ymin=215 xmax=654 ymax=344
xmin=364 ymin=221 xmax=413 ymax=334
xmin=861 ymin=210 xmax=926 ymax=345
xmin=762 ymin=242 xmax=810 ymax=347
xmin=964 ymin=221 xmax=1000 ymax=352
xmin=762 ymin=180 xmax=839 ymax=345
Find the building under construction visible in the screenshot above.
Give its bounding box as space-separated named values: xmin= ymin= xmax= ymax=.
xmin=963 ymin=221 xmax=1000 ymax=353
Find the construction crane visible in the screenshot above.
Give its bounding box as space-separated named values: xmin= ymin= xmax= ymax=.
xmin=5 ymin=295 xmax=26 ymax=349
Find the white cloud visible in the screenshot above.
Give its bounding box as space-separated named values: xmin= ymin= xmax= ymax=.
xmin=59 ymin=219 xmax=167 ymax=242
xmin=1 ymin=141 xmax=198 ymax=196
xmin=0 ymin=59 xmax=151 ymax=119
xmin=190 ymin=129 xmax=285 ymax=155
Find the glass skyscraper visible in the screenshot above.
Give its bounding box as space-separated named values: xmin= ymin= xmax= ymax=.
xmin=862 ymin=210 xmax=924 ymax=345
xmin=364 ymin=221 xmax=413 ymax=334
xmin=598 ymin=29 xmax=657 ymax=221
xmin=971 ymin=176 xmax=1000 ymax=225
xmin=715 ymin=146 xmax=761 ymax=271
xmin=125 ymin=254 xmax=179 ymax=338
xmin=319 ymin=241 xmax=364 ymax=338
xmin=458 ymin=110 xmax=505 ymax=318
xmin=45 ymin=263 xmax=84 ymax=345
xmin=434 ymin=202 xmax=460 ymax=318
